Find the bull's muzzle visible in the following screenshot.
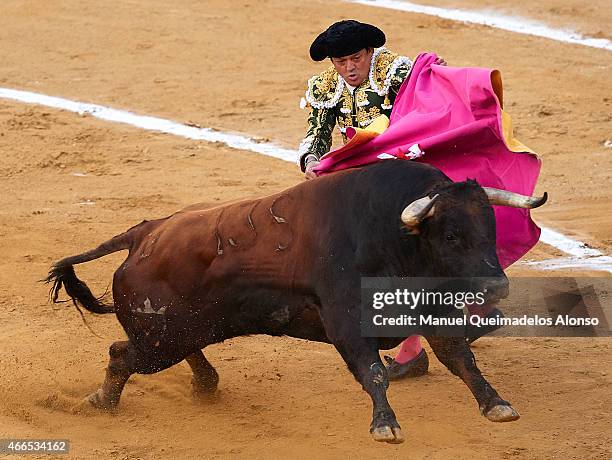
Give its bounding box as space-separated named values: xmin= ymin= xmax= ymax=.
xmin=481 ymin=277 xmax=510 ymax=302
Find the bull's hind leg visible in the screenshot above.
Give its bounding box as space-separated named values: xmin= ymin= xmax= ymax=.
xmin=425 ymin=336 xmax=520 ymax=422
xmin=185 ymin=350 xmax=219 ymax=396
xmin=87 ymin=340 xmax=133 ymax=410
xmin=87 ymin=339 xmax=186 ymax=410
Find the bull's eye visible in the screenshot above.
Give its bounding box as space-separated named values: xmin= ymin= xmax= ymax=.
xmin=446 ymin=233 xmax=458 ymax=241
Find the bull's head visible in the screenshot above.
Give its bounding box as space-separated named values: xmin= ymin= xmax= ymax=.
xmin=400 ymin=180 xmax=547 ymax=302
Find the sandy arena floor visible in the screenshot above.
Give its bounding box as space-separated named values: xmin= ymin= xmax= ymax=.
xmin=0 ymin=1 xmax=610 ymax=458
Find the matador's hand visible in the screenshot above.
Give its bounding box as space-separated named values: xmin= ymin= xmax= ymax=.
xmin=304 ymin=160 xmax=320 ymax=180
xmin=434 ymin=57 xmax=448 ymax=66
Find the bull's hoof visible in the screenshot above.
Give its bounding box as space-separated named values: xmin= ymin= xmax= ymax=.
xmin=484 ymin=404 xmax=520 ymax=422
xmin=371 ymin=426 xmax=405 ymax=444
xmin=191 ymin=386 xmax=219 ymax=402
xmin=191 ymin=376 xmax=219 ymax=398
xmin=84 ymin=388 xmax=118 ymax=411
xmin=370 ymin=413 xmax=405 ymax=444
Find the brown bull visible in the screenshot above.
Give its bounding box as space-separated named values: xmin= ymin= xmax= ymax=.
xmin=47 ymin=161 xmax=546 ymax=444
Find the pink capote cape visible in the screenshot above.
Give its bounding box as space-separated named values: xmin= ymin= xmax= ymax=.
xmin=313 ymin=53 xmax=542 ymax=268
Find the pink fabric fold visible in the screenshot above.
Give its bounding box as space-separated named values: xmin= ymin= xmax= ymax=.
xmin=314 ymin=53 xmax=542 ymax=268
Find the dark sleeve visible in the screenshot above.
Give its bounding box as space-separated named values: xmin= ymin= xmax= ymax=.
xmin=389 ymin=61 xmax=413 ymax=98
xmin=298 ymin=105 xmax=336 ymax=172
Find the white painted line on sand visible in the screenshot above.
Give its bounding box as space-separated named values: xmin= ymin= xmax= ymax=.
xmin=346 ymin=0 xmax=612 ymax=51
xmin=539 ymin=227 xmax=602 ymax=258
xmin=524 ymin=256 xmax=612 ymax=273
xmin=0 ymin=88 xmax=297 ymax=164
xmin=0 ymin=87 xmax=609 ymax=272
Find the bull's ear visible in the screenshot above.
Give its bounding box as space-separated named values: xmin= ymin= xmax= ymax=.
xmin=401 ymin=194 xmax=438 ymax=234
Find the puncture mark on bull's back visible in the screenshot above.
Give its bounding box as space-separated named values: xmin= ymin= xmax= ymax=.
xmin=247 ymin=201 xmax=258 ymax=232
xmin=270 ymin=194 xmax=294 ymax=251
xmin=214 ymin=207 xmax=227 ymax=255
xmin=138 ymin=235 xmax=157 ymax=260
xmin=269 ymin=196 xmax=287 ymax=224
xmin=269 ymin=195 xmax=293 ymax=251
xmin=214 ymin=195 xmax=293 ymax=254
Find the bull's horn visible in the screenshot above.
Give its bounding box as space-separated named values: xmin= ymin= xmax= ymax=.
xmin=401 ymin=194 xmax=439 ymax=229
xmin=483 ymin=187 xmax=548 ymax=209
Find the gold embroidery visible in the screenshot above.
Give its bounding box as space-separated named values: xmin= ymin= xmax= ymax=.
xmin=338 ymin=87 xmax=354 ymax=133
xmin=355 ymin=88 xmax=369 ymax=107
xmin=352 ymin=100 xmax=383 ymax=128
xmin=341 ymin=88 xmax=353 ymax=113
xmin=390 ymin=73 xmax=404 ymax=87
xmin=338 ymin=114 xmax=352 ymax=127
xmin=356 ymin=106 xmax=369 ymax=127
xmin=368 ymin=106 xmax=381 ymax=119
xmin=373 ymin=50 xmax=398 ymax=90
xmin=383 ymin=94 xmax=391 ymax=109
xmin=313 ymin=67 xmax=338 ymax=99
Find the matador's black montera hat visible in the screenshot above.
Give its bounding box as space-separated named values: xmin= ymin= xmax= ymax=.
xmin=309 ymin=20 xmax=386 ymax=61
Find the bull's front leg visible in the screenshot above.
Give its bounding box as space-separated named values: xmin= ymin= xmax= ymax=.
xmin=322 ymin=318 xmax=405 ymax=444
xmin=425 ymin=336 xmax=520 ymax=422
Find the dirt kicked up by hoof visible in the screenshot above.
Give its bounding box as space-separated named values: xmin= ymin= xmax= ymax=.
xmin=84 ymin=389 xmax=118 ymax=411
xmin=191 ymin=387 xmax=221 ymax=403
xmin=485 ymin=405 xmax=520 ymax=422
xmin=371 ymin=426 xmax=405 ymax=444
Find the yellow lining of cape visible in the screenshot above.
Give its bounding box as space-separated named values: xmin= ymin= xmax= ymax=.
xmin=501 ymin=109 xmax=535 ymax=153
xmin=320 ymin=115 xmax=389 ymax=159
xmin=492 ymin=69 xmax=534 ymax=154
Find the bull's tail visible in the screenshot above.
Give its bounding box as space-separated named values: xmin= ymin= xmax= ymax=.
xmin=45 ymin=229 xmax=136 ymax=314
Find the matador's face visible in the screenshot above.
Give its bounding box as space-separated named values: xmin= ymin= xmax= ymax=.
xmin=331 ymin=48 xmax=374 ymax=87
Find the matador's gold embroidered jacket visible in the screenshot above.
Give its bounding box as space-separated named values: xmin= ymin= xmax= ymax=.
xmin=298 ymin=47 xmax=413 ymax=171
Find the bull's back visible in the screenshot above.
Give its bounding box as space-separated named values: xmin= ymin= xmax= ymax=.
xmin=111 ymin=191 xmax=327 ymax=345
xmin=117 ymin=162 xmax=447 ymax=292
xmin=118 ymin=188 xmax=316 ymax=296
